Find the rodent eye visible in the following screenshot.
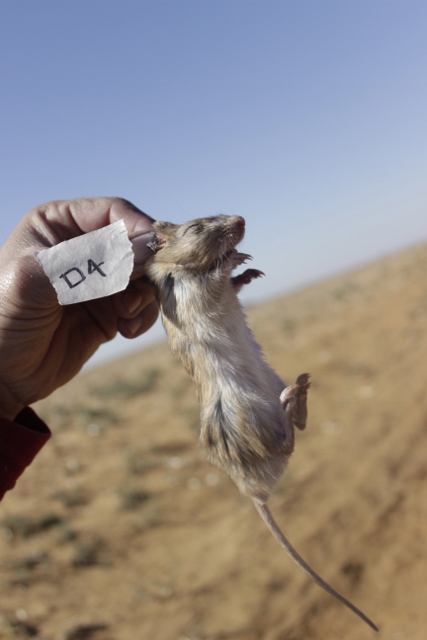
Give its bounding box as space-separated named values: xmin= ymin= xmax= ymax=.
xmin=183 ymin=222 xmax=204 ymax=235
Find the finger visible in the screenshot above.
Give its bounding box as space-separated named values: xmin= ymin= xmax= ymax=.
xmin=68 ymin=197 xmax=156 ymax=235
xmin=0 ymin=251 xmax=59 ymax=312
xmin=130 ymin=231 xmax=156 ymax=278
xmin=16 ymin=198 xmax=156 ymax=250
xmin=117 ymin=299 xmax=159 ymax=339
xmin=113 ymin=279 xmax=155 ymax=320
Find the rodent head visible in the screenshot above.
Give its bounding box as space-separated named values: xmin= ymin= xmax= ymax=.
xmin=150 ymin=215 xmax=246 ymax=270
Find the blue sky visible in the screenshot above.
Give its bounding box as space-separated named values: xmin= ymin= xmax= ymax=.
xmin=1 ymin=1 xmax=427 ymax=366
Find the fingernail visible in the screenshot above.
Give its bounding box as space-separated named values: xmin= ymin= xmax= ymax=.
xmin=123 ymin=315 xmax=143 ymax=336
xmin=122 ymin=290 xmax=142 ymax=315
xmin=131 ymin=231 xmax=156 ymax=265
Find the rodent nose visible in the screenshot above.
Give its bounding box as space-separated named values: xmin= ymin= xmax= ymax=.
xmin=235 ymin=217 xmax=245 ymax=228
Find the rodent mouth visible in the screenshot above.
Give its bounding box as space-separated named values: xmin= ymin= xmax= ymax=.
xmin=229 ymin=216 xmax=246 ymax=245
xmin=216 ymin=217 xmax=246 ymax=263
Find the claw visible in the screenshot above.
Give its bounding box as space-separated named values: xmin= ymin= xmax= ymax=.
xmin=231 ymin=252 xmax=253 ymax=267
xmin=231 ymin=268 xmax=265 ymax=290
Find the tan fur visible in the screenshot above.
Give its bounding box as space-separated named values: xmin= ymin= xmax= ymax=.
xmin=143 ymin=214 xmax=378 ymax=633
xmin=144 ymin=215 xmax=297 ymax=501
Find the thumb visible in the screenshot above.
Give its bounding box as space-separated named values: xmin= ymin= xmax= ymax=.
xmin=130 ymin=231 xmax=156 ymax=278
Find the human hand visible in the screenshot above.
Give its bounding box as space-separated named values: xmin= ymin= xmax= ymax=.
xmin=0 ymin=198 xmax=159 ymax=420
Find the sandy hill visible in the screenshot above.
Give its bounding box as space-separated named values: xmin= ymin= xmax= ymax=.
xmin=1 ymin=242 xmax=427 ymax=640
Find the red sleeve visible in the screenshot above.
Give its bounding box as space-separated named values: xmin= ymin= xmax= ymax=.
xmin=0 ymin=407 xmax=51 ymax=501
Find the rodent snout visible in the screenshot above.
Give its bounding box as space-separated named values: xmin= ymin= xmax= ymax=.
xmin=234 ymin=216 xmax=245 ymax=228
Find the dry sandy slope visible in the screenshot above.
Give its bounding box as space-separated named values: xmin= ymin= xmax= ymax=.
xmin=1 ymin=242 xmax=427 ymax=640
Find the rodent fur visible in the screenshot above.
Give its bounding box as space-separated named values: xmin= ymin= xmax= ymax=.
xmin=143 ymin=214 xmax=378 ymax=633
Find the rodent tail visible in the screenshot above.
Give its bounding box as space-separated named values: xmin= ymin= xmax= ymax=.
xmin=253 ymin=500 xmax=379 ymax=633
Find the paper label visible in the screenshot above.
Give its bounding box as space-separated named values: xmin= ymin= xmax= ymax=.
xmin=36 ymin=220 xmax=134 ymax=305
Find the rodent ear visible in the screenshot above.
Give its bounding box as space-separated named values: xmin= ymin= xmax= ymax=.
xmin=151 ymin=221 xmax=180 ymax=253
xmin=153 ymin=221 xmax=179 ymax=236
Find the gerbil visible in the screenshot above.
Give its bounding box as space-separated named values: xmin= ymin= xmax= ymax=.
xmin=144 ymin=214 xmax=379 ymax=633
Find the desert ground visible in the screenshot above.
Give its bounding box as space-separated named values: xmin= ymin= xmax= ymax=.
xmin=1 ymin=241 xmax=427 ymax=640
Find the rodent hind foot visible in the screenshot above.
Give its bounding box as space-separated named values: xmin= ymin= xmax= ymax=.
xmin=280 ymin=373 xmax=311 ymax=431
